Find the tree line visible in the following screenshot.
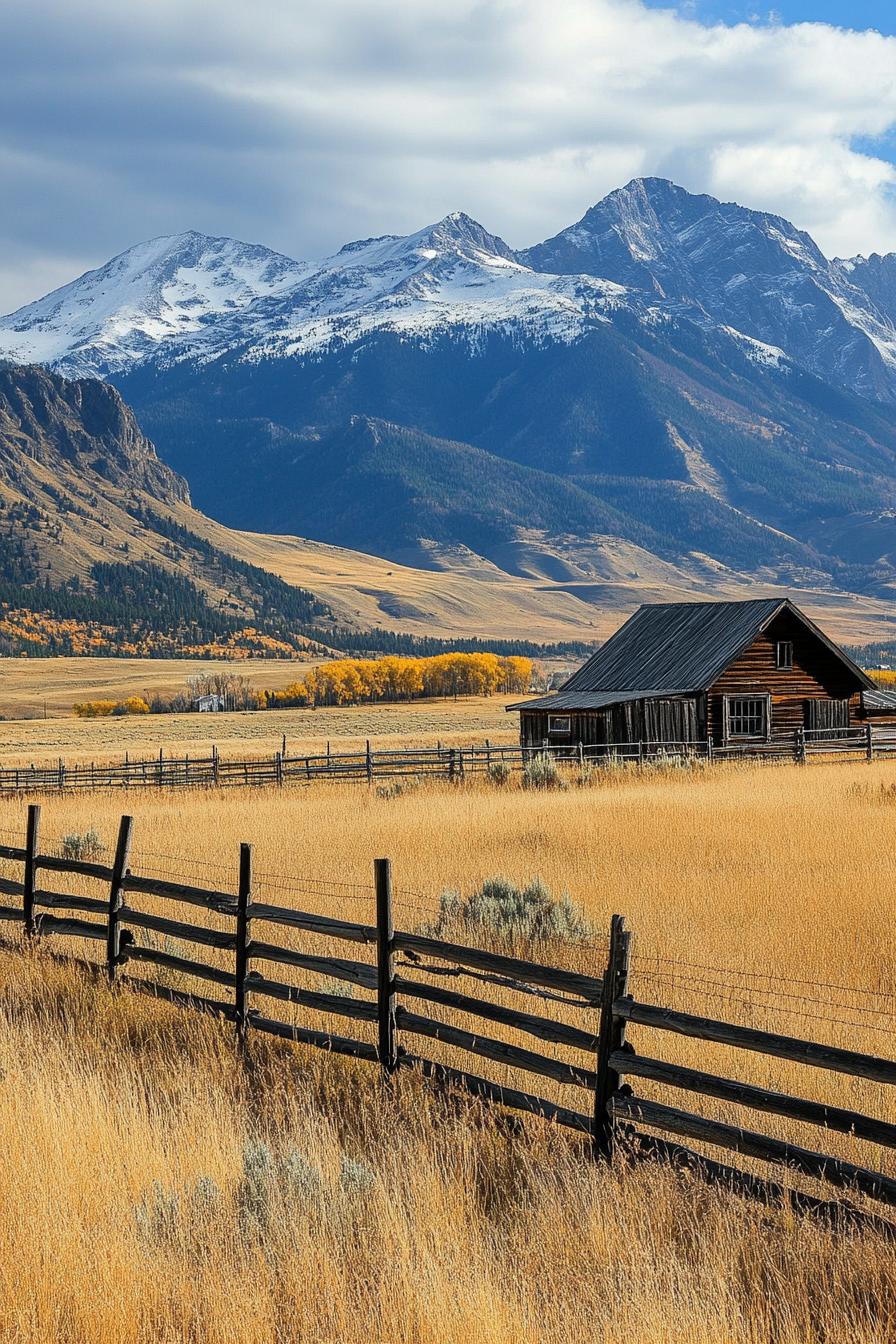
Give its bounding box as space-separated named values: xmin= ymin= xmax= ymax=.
xmin=260 ymin=653 xmax=533 ymax=708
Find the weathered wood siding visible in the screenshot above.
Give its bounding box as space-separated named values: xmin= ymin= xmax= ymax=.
xmin=520 ymin=697 xmax=700 ymax=749
xmin=707 ymin=608 xmax=862 ymax=744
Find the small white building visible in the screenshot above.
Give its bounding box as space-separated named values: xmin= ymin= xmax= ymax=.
xmin=195 ymin=694 xmax=226 ymax=713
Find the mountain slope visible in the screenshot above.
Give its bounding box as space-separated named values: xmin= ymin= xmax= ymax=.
xmin=0 ymin=364 xmax=336 ymax=655
xmin=3 ymin=180 xmax=896 ymax=614
xmin=842 ymin=253 xmax=896 ymax=327
xmin=0 ymin=233 xmax=310 ymax=376
xmin=521 ymin=178 xmax=896 ymax=404
xmin=115 ymin=320 xmax=896 ymax=588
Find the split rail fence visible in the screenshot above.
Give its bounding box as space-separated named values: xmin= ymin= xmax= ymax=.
xmin=1 ymin=724 xmax=895 ymax=797
xmin=1 ymin=802 xmax=896 ymax=1235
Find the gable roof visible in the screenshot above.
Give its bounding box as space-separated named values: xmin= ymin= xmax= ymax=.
xmin=558 ymin=598 xmax=874 ymax=696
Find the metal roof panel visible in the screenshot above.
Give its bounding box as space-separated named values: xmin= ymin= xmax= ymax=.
xmin=559 ymin=598 xmax=874 ymax=694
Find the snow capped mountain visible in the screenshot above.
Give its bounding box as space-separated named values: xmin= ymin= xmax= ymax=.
xmin=522 ymin=177 xmax=896 ymax=402
xmin=2 ymin=180 xmax=896 ymax=408
xmin=3 ymin=181 xmax=896 ymax=602
xmin=840 ymin=252 xmax=896 ymax=327
xmin=0 ymin=231 xmax=310 ymax=376
xmin=0 ymin=212 xmax=638 ymax=375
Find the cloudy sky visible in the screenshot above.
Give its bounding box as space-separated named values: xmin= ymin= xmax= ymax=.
xmin=2 ymin=0 xmax=895 ymax=312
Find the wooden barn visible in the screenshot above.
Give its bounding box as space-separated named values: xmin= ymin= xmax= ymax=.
xmin=510 ymin=598 xmax=896 ymax=751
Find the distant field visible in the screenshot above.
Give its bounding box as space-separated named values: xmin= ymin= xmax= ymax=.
xmin=0 ymin=656 xmax=325 ymax=721
xmin=0 ymin=694 xmax=519 ymax=765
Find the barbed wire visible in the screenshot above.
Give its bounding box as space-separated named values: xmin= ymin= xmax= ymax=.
xmin=633 ymin=966 xmax=896 ymax=1020
xmin=635 ymin=951 xmax=896 ymax=1003
xmin=634 ymin=970 xmax=896 ymax=1039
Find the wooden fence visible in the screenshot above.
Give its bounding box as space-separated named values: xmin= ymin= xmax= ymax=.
xmin=1 ymin=802 xmax=896 ymax=1236
xmin=1 ymin=724 xmax=895 ymax=796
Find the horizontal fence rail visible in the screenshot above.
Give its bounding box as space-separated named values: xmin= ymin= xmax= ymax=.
xmin=0 ymin=802 xmax=895 ymax=1237
xmin=0 ymin=723 xmax=894 ymax=796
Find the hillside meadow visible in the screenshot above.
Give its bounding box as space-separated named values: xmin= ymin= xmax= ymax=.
xmin=0 ymin=759 xmax=895 ymax=1340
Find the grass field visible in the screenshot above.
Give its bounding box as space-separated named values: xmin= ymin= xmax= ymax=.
xmin=0 ymin=759 xmax=895 ymax=1340
xmin=0 ymin=655 xmax=325 ymax=721
xmin=0 ymin=694 xmax=519 ymax=764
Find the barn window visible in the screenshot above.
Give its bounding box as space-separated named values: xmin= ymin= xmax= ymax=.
xmin=725 ymin=696 xmax=768 ymax=739
xmin=548 ymin=715 xmax=572 ymax=736
xmin=776 ymin=641 xmax=793 ymax=669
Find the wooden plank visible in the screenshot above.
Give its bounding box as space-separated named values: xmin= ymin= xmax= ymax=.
xmin=631 ymin=1129 xmax=896 ymax=1242
xmin=613 ymin=1051 xmax=896 ymax=1150
xmin=0 ymin=844 xmax=25 ymax=861
xmin=612 ymin=1094 xmax=896 ymax=1208
xmin=121 ymin=873 xmax=238 ymax=916
xmin=398 ymin=1052 xmax=595 ymax=1135
xmin=247 ymin=939 xmax=377 ymax=990
xmin=393 ymin=974 xmax=599 ymax=1052
xmin=0 ymin=877 xmax=24 ymax=898
xmin=122 ymin=944 xmax=237 ymax=989
xmin=247 ymin=901 xmax=376 ymax=945
xmin=0 ymin=904 xmax=22 ymax=922
xmin=594 ymin=916 xmax=631 ymax=1159
xmin=106 ymin=815 xmax=133 ymax=982
xmin=36 ymin=855 xmax=113 ymax=881
xmin=246 ymin=972 xmax=378 ymax=1022
xmin=394 ymin=931 xmax=604 ymax=1002
xmin=375 ymin=857 xmax=397 ymax=1074
xmin=23 ymin=804 xmax=40 ymax=937
xmin=616 ymin=999 xmax=896 ymax=1087
xmin=118 ymin=906 xmax=237 ymax=951
xmin=119 ymin=974 xmax=237 ymax=1021
xmin=33 ymin=890 xmax=107 ymax=916
xmin=248 ymin=1011 xmax=379 ymax=1061
xmin=395 ymin=1006 xmax=597 ymax=1089
xmin=36 ymin=914 xmax=106 ymax=942
xmin=234 ymin=843 xmax=252 ymax=1036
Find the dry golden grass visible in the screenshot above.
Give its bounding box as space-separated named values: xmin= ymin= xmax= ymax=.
xmin=0 ymin=655 xmax=325 ymax=721
xmin=0 ymin=694 xmax=518 ymax=765
xmin=7 ymin=948 xmax=896 ymax=1344
xmin=1 ymin=759 xmax=896 ymax=1340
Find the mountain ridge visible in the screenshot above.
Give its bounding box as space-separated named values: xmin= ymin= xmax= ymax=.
xmin=2 ymin=179 xmax=896 ymax=623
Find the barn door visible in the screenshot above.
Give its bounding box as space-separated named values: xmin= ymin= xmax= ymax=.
xmin=805 ymin=698 xmax=850 ymax=739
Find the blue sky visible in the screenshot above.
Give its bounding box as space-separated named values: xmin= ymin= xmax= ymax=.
xmin=2 ymin=0 xmax=896 ymax=312
xmin=644 ymin=1 xmax=895 ymax=34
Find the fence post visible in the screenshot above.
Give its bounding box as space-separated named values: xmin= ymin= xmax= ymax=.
xmin=867 ymin=722 xmax=874 ymax=762
xmin=374 ymin=858 xmax=397 ymax=1075
xmin=23 ymin=803 xmax=41 ymax=937
xmin=593 ymin=913 xmax=632 ymax=1161
xmin=276 ymin=751 xmax=283 ymax=786
xmin=795 ymin=727 xmax=806 ymax=764
xmin=235 ymin=842 xmax=253 ymax=1038
xmin=212 ymin=745 xmax=220 ymax=787
xmin=448 ymin=748 xmax=456 ymax=782
xmin=106 ymin=815 xmax=133 ymax=982
xmin=366 ymin=739 xmax=373 ymax=784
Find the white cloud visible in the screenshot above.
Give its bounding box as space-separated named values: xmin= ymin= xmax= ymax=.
xmin=2 ymin=0 xmax=896 ymax=310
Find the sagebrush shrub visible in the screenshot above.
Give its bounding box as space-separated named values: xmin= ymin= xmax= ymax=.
xmin=60 ymin=829 xmax=104 ymax=861
xmin=522 ymin=753 xmax=564 ymax=790
xmin=423 ymin=876 xmax=594 ymax=946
